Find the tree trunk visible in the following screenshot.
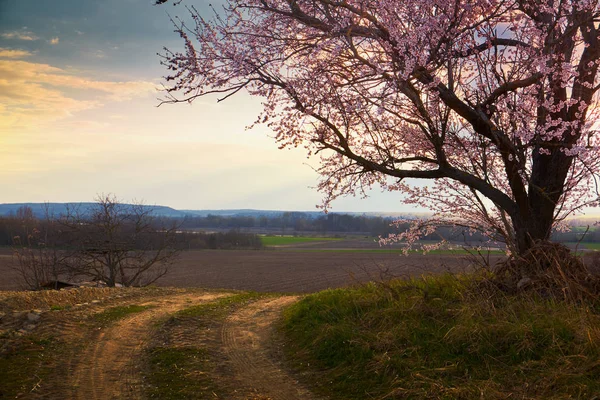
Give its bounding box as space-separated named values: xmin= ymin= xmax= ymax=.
xmin=513 ymin=211 xmax=554 ymax=255
xmin=513 ymin=149 xmax=574 ymax=255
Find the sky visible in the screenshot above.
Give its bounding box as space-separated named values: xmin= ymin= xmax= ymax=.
xmin=0 ymin=0 xmax=424 ymax=213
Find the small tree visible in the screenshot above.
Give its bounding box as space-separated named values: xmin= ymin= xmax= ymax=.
xmin=12 ymin=205 xmax=69 ymax=290
xmin=159 ymin=1 xmax=600 ymax=277
xmin=16 ymin=205 xmax=34 ymax=221
xmin=64 ymin=195 xmax=180 ymax=287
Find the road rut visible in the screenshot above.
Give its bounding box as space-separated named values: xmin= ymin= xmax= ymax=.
xmin=221 ymin=297 xmax=321 ymax=400
xmin=68 ymin=292 xmax=231 ymax=400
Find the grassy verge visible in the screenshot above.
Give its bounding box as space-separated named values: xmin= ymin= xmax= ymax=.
xmin=280 ymin=274 xmax=600 ymax=399
xmin=144 ymin=292 xmax=266 ymax=399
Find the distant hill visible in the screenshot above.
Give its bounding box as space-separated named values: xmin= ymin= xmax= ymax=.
xmin=180 ymin=209 xmax=290 ymax=218
xmin=0 ymin=203 xmax=423 ymax=220
xmin=179 ymin=209 xmax=426 ymax=219
xmin=0 ymin=203 xmax=187 ymax=219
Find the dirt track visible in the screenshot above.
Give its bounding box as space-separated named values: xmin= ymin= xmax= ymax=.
xmin=222 ymin=297 xmax=321 ymax=400
xmin=67 ymin=292 xmax=231 ymax=400
xmin=0 ymin=289 xmax=322 ymax=399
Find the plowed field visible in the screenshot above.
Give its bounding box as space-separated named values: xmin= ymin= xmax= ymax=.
xmin=0 ymin=247 xmax=494 ymax=292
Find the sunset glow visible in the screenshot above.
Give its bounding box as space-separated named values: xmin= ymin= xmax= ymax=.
xmin=0 ymin=0 xmax=408 ymax=212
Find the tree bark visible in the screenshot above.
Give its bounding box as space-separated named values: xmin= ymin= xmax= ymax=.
xmin=512 ymin=148 xmax=574 ymax=254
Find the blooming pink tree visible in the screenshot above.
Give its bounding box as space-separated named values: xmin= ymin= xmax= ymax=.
xmin=159 ymin=0 xmax=600 ymax=256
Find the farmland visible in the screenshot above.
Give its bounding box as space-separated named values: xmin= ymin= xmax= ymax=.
xmin=0 ymin=244 xmax=491 ymax=292
xmin=259 ymin=235 xmax=343 ymax=246
xmin=6 ymin=233 xmax=600 ymax=293
xmin=1 ymin=242 xmax=598 ymax=399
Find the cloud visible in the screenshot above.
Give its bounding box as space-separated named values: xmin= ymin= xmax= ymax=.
xmin=92 ymin=49 xmax=106 ymax=59
xmin=1 ymin=29 xmax=39 ymax=41
xmin=0 ymin=59 xmax=157 ymax=131
xmin=49 ymin=37 xmax=59 ymax=45
xmin=0 ymin=48 xmax=33 ymax=58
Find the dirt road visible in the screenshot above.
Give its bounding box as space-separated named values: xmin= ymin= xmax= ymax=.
xmin=1 ymin=289 xmax=319 ymax=399
xmin=222 ymin=297 xmax=321 ymax=400
xmin=67 ymin=292 xmax=231 ymax=400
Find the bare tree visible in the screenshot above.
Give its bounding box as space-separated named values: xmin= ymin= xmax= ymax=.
xmin=15 ymin=205 xmax=34 ymax=221
xmin=12 ymin=204 xmax=70 ymax=290
xmin=64 ymin=195 xmax=179 ymax=287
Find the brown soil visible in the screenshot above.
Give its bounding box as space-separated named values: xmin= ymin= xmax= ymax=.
xmin=221 ymin=297 xmax=321 ymax=400
xmin=155 ymin=250 xmax=484 ymax=293
xmin=0 ymin=248 xmax=487 ymax=292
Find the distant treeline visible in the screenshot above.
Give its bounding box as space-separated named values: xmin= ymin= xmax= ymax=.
xmin=175 ymin=212 xmax=403 ymax=236
xmin=168 ymin=213 xmax=600 ymax=244
xmin=0 ymin=216 xmax=262 ymax=250
xmin=165 ymin=213 xmax=496 ymax=243
xmin=3 ymin=210 xmax=594 ymax=250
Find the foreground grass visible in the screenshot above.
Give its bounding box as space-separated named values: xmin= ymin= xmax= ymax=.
xmin=261 ymin=235 xmax=343 ymax=246
xmin=0 ymin=335 xmax=59 ymax=397
xmin=281 ymin=274 xmax=600 ymax=399
xmin=144 ymin=292 xmax=267 ymax=399
xmin=146 ymin=346 xmax=214 ymax=399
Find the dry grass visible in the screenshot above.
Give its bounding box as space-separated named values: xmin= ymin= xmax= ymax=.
xmin=495 ymin=242 xmax=600 ymax=302
xmin=0 ymin=287 xmax=157 ymax=314
xmin=281 ymin=273 xmax=600 ymax=399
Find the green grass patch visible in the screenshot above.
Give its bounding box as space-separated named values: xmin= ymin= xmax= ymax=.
xmin=581 ymin=242 xmax=600 ymax=250
xmin=92 ymin=304 xmax=153 ymax=324
xmin=0 ymin=335 xmax=60 ymax=397
xmin=280 ymin=274 xmax=600 ymax=399
xmin=145 ymin=347 xmax=217 ymax=399
xmin=571 ymin=226 xmax=597 ymax=232
xmin=261 ymin=236 xmax=343 ymax=246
